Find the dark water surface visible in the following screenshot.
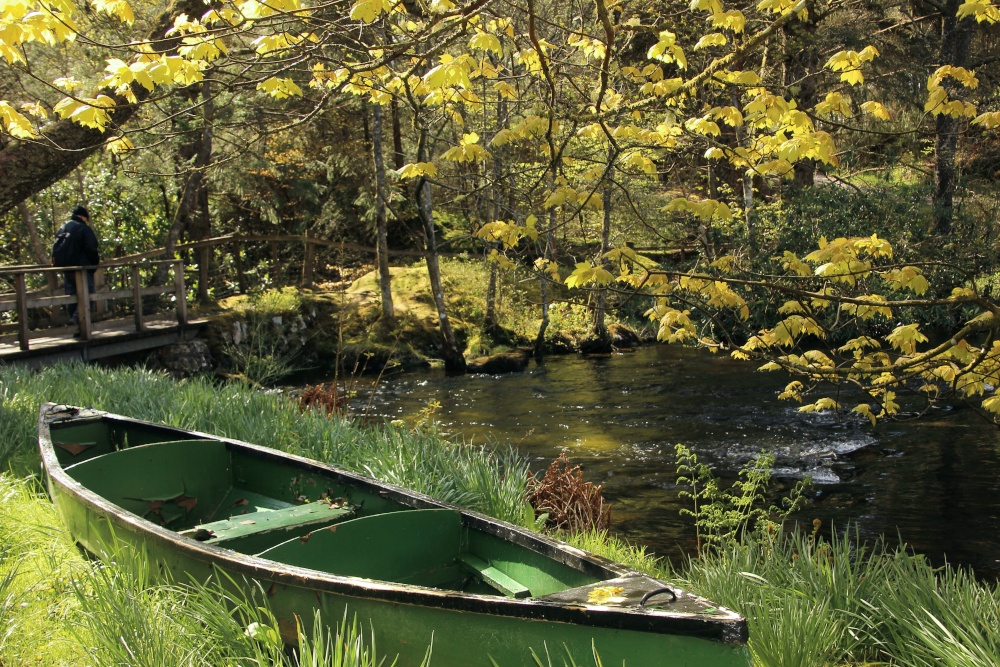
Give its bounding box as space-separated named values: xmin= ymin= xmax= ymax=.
xmin=351 ymin=345 xmax=1000 ymax=576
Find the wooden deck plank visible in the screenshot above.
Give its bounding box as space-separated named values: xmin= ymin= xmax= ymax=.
xmin=0 ymin=318 xmax=208 ymax=366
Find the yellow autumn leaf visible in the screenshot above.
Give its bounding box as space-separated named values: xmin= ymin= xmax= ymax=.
xmin=92 ymin=0 xmax=135 ymax=24
xmin=685 ymin=117 xmax=721 ymax=136
xmin=814 ymin=91 xmax=853 ymax=118
xmin=972 ymin=111 xmax=1000 ymax=128
xmin=799 ymin=397 xmax=840 ymax=413
xmin=350 ymin=0 xmax=384 ymax=22
xmin=710 ymin=9 xmax=746 ymax=32
xmin=0 ymin=101 xmax=38 ymax=138
xmin=860 ymin=101 xmax=891 ymax=120
xmin=587 ymin=586 xmax=626 ymax=605
xmin=852 ymin=403 xmax=877 ymax=426
xmin=647 ymin=30 xmax=687 ymax=69
xmin=106 ymin=136 xmax=134 ymax=154
xmin=256 ymin=77 xmax=303 ymax=99
xmin=957 ymin=0 xmax=1000 ymax=22
xmin=469 ymin=31 xmax=502 ymax=55
xmin=693 ymin=33 xmax=727 ymax=50
xmin=983 ymin=395 xmax=1000 ymax=415
xmin=886 ymin=323 xmax=928 ymax=355
xmin=397 ymin=162 xmax=438 ymax=179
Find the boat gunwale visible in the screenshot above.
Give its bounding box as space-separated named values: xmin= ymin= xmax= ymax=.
xmin=38 ymin=403 xmax=748 ymax=644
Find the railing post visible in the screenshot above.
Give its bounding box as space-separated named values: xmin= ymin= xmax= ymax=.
xmin=302 ymin=230 xmax=315 ymax=288
xmin=76 ymin=269 xmax=92 ymax=339
xmin=94 ymin=268 xmax=107 ymax=317
xmin=174 ymin=260 xmax=188 ymax=326
xmin=15 ymin=272 xmax=29 ymax=351
xmin=132 ymin=265 xmax=145 ymax=333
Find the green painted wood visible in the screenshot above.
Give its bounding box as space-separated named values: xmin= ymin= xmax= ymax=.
xmin=183 ymin=500 xmax=356 ymax=545
xmin=458 ymin=553 xmax=531 ymax=598
xmin=467 ymin=530 xmax=598 ymax=596
xmin=50 ymin=418 xmax=115 ymax=466
xmin=260 ymin=509 xmax=463 ymax=584
xmin=64 ymin=439 xmax=231 ymax=528
xmin=229 ymin=451 xmax=408 ymax=516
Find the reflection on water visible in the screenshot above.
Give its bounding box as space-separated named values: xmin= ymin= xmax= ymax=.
xmin=351 ymin=345 xmax=1000 ymax=577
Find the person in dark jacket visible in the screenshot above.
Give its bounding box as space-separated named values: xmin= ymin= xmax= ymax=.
xmin=53 ymin=205 xmax=100 ymax=324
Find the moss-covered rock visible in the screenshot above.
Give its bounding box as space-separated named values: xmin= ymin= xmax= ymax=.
xmin=467 ymin=349 xmax=531 ymax=374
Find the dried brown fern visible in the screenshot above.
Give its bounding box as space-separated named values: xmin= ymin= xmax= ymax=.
xmin=527 ymin=454 xmax=611 ymax=533
xmin=297 ymin=383 xmax=347 ymax=416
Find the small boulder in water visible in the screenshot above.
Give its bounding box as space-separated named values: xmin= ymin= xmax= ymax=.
xmin=467 ymin=349 xmax=531 ymax=374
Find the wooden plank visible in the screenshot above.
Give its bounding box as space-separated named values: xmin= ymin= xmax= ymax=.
xmin=132 ymin=265 xmax=145 ymax=333
xmin=2 ymin=286 xmax=171 ymax=312
xmin=15 ymin=272 xmax=29 ymax=351
xmin=138 ymin=286 xmax=173 ymax=297
xmin=457 ymin=553 xmax=532 ymax=599
xmin=182 ymin=500 xmax=356 ymax=546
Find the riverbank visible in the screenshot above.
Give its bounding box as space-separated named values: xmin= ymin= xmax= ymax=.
xmin=204 ymin=259 xmax=650 ymax=385
xmin=2 ymin=364 xmax=998 ymax=666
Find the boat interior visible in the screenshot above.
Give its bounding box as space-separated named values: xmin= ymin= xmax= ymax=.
xmin=49 ymin=416 xmax=604 ymax=599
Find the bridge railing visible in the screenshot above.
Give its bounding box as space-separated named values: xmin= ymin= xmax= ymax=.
xmin=0 ymin=259 xmax=186 ymax=351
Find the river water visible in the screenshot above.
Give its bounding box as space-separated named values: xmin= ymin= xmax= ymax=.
xmin=350 ymin=345 xmax=1000 ymax=576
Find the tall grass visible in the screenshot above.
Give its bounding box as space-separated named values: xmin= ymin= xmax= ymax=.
xmin=667 ymin=527 xmax=1000 ymax=667
xmin=0 ymin=362 xmax=532 ymax=523
xmin=0 ymin=473 xmax=431 ymax=667
xmin=72 ymin=531 xmax=429 ymax=667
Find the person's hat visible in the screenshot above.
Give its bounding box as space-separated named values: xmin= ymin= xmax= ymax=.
xmin=71 ymin=205 xmax=90 ymax=220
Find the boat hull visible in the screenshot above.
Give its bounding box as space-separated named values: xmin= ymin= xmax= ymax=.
xmin=40 ymin=405 xmax=751 ymax=667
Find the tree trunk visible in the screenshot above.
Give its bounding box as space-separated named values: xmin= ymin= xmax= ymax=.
xmin=159 ymin=80 xmax=213 ymax=289
xmin=534 ymin=183 xmax=557 ymax=358
xmin=391 ymin=96 xmax=405 ymax=170
xmin=485 ymin=94 xmax=507 ymax=333
xmin=731 ymin=94 xmax=756 ymax=250
xmin=590 ymin=147 xmax=615 ymax=347
xmin=0 ymin=0 xmax=210 ymax=215
xmin=782 ymin=0 xmax=818 ymax=192
xmin=372 ymin=103 xmax=395 ymax=321
xmin=933 ymin=0 xmax=974 ymax=236
xmin=18 ymin=202 xmax=49 ymax=265
xmin=416 ymin=128 xmax=466 ymax=374
xmin=534 ymin=270 xmax=550 ymax=357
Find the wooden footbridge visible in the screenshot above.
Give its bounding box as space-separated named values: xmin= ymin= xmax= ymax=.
xmin=0 ymin=233 xmax=430 ymax=368
xmin=0 ymin=259 xmax=206 ymax=368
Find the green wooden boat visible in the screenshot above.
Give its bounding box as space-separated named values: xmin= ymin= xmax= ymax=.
xmin=39 ymin=404 xmax=751 ymax=667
